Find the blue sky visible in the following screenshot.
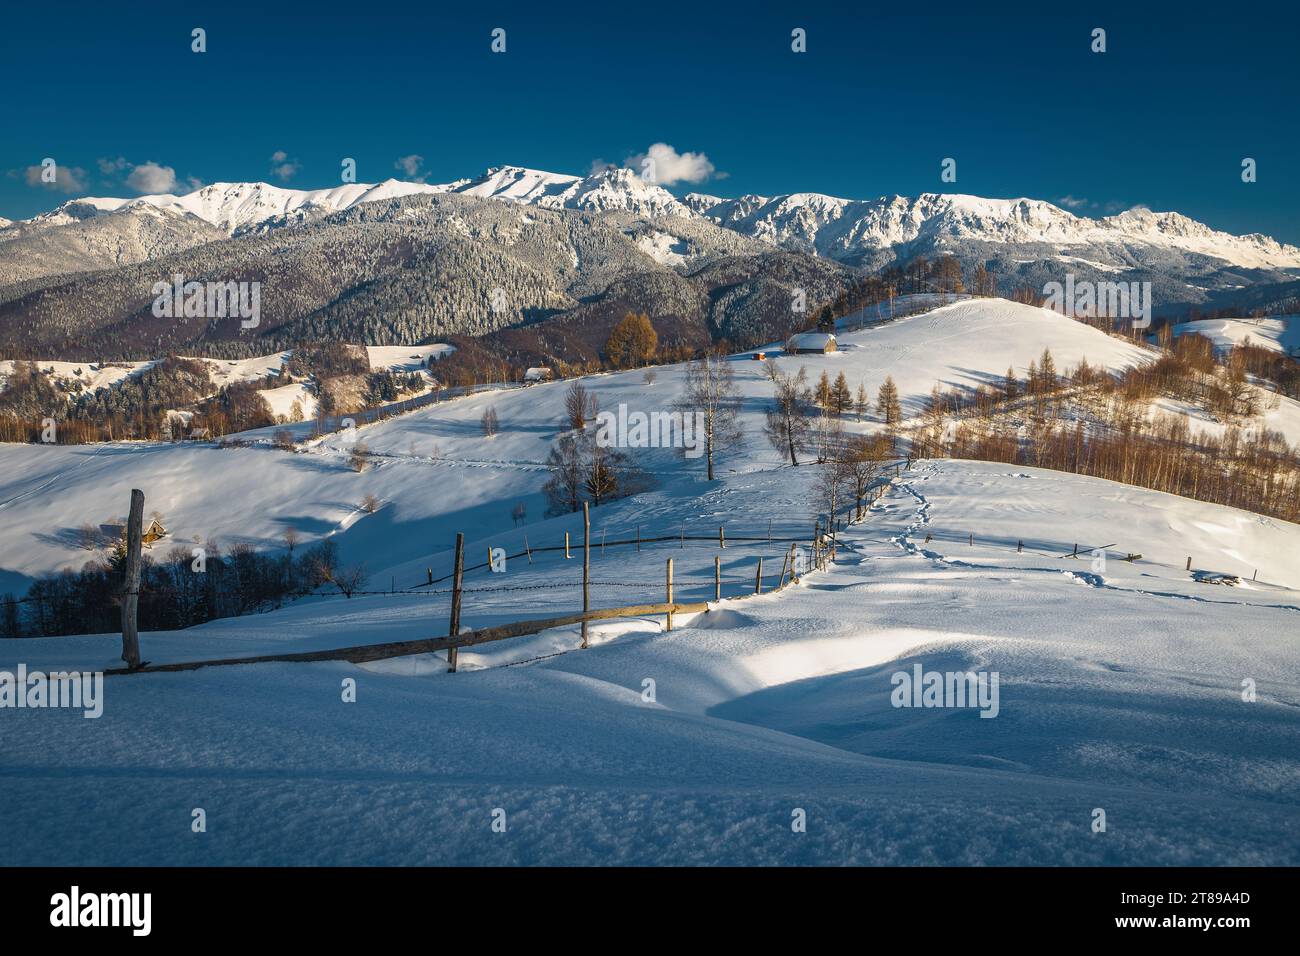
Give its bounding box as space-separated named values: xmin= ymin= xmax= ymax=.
xmin=3 ymin=0 xmax=1297 ymax=242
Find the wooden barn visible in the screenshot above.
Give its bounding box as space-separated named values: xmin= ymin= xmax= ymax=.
xmin=523 ymin=367 xmax=554 ymax=384
xmin=142 ymin=519 xmax=168 ymax=547
xmin=786 ymin=332 xmax=838 ymax=354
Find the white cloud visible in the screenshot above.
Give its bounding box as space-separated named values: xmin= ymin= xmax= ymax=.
xmin=22 ymin=163 xmax=88 ymax=193
xmin=623 ymin=143 xmax=719 ymax=186
xmin=1057 ymin=195 xmax=1089 ymax=210
xmin=269 ymin=150 xmax=301 ymax=182
xmin=97 ymin=156 xmax=130 ymax=175
xmin=125 ymin=162 xmax=178 ymax=194
xmin=394 ymin=154 xmax=427 ymax=182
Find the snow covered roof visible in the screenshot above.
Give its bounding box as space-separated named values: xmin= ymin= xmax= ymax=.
xmin=524 ymin=367 xmax=553 ymax=381
xmin=787 ymin=332 xmax=837 ymax=351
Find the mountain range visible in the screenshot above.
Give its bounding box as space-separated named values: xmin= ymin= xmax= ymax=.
xmin=2 ymin=164 xmax=1298 ymax=361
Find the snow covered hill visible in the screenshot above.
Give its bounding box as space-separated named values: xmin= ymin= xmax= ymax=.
xmin=2 ymin=457 xmax=1297 ymax=865
xmin=2 ymin=293 xmax=1299 ymax=865
xmin=1173 ymin=315 xmax=1300 ymax=356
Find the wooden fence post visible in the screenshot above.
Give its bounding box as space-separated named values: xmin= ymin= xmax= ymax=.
xmin=427 ymin=567 xmax=432 ymax=585
xmin=565 ymin=531 xmax=570 ymax=559
xmin=524 ymin=535 xmax=532 ymax=564
xmin=120 ymin=489 xmax=144 ymax=669
xmin=581 ymin=503 xmax=591 ymax=649
xmin=636 ymin=526 xmax=641 ymax=552
xmin=1017 ymin=540 xmax=1023 ymax=553
xmin=714 ymin=555 xmax=721 ymax=602
xmin=1072 ymin=543 xmax=1079 ymax=558
xmin=719 ymin=525 xmax=725 ymax=549
xmin=1185 ymin=556 xmax=1192 ymax=571
xmin=666 ymin=558 xmax=674 ymax=632
xmin=768 ymin=519 xmax=772 ymax=545
xmin=755 ymin=558 xmax=763 ymax=594
xmin=447 ymin=532 xmax=465 ymax=672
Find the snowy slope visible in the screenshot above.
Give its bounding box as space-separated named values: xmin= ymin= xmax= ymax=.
xmin=1173 ymin=316 xmax=1300 ymax=356
xmin=2 ymin=459 xmax=1298 ymax=865
xmin=3 ymin=296 xmax=1299 ymax=865
xmin=0 ymin=299 xmax=1156 ymax=593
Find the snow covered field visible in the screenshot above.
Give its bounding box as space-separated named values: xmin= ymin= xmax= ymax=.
xmin=2 ymin=299 xmax=1298 ymax=865
xmin=2 ymin=459 xmax=1298 ymax=865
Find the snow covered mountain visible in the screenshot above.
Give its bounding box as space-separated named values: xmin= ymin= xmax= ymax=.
xmin=14 ymin=166 xmax=693 ymax=238
xmin=12 ymin=165 xmax=1299 ymax=277
xmin=684 ymin=191 xmax=1300 ymax=271
xmin=5 ymin=164 xmax=1300 ymax=322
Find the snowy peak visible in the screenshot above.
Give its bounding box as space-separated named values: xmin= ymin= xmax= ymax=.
xmin=451 ymin=165 xmax=582 ymax=203
xmin=450 ymin=165 xmax=694 ymax=218
xmin=27 ymin=180 xmax=449 ymax=236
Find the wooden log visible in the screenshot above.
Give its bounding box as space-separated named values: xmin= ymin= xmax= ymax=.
xmin=120 ymin=489 xmax=145 ymax=670
xmin=666 ymin=558 xmax=674 ymax=631
xmin=581 ymin=502 xmax=591 ymax=649
xmin=103 ymin=601 xmax=714 ymax=676
xmin=447 ymin=532 xmax=465 ymax=673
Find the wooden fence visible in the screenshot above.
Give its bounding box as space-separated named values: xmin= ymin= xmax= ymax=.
xmin=105 ymin=484 xmax=871 ymax=677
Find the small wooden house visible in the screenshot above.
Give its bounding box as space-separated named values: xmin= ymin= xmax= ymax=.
xmin=142 ymin=519 xmax=167 ymax=547
xmin=786 ymin=332 xmax=837 ymax=354
xmin=751 ymin=351 xmax=767 ymax=361
xmin=523 ymin=367 xmax=554 ymax=384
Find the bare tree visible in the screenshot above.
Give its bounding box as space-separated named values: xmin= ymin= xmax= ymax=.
xmin=814 ymin=419 xmax=850 ymax=550
xmin=676 ymin=352 xmax=744 ymax=481
xmin=764 ymin=362 xmax=813 ymax=466
xmin=564 ymin=380 xmax=598 ymax=431
xmin=330 ymin=563 xmax=369 ymax=599
xmin=361 ymin=494 xmax=381 ymax=514
xmin=543 ymin=432 xmax=586 ymax=515
xmin=844 ymin=433 xmax=891 ymax=519
xmin=480 ymin=406 xmax=500 ymax=437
